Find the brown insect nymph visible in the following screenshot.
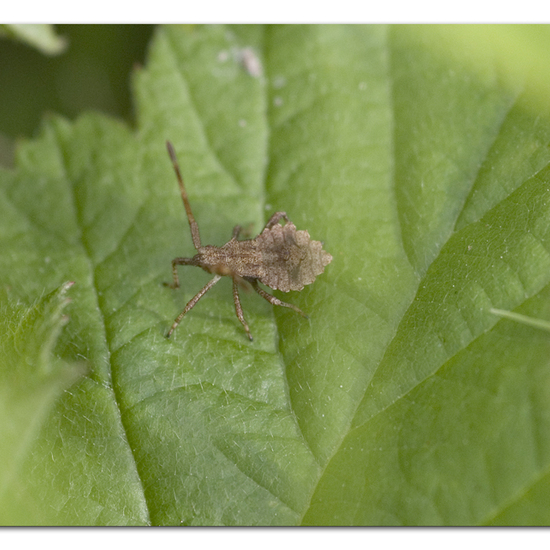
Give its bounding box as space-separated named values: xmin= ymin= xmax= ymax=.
xmin=164 ymin=140 xmax=332 ymax=340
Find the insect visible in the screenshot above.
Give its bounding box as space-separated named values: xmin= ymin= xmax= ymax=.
xmin=164 ymin=140 xmax=332 ymax=340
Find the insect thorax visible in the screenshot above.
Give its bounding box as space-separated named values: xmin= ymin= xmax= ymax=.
xmin=195 ymin=242 xmax=263 ymax=279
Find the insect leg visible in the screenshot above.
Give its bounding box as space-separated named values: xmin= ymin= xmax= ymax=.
xmin=263 ymin=211 xmax=290 ymax=231
xmin=250 ymin=280 xmax=309 ymax=318
xmin=163 ymin=257 xmax=195 ymax=289
xmin=231 ymin=225 xmax=242 ymax=240
xmin=233 ymin=279 xmax=253 ymax=341
xmin=166 ymin=275 xmax=222 ymax=338
xmin=230 ymin=224 xmax=254 ymax=240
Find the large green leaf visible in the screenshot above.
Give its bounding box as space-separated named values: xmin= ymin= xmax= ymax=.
xmin=2 ymin=24 xmax=550 ymax=525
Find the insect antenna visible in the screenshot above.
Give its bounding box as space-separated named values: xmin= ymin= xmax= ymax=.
xmin=166 ymin=140 xmax=202 ymax=250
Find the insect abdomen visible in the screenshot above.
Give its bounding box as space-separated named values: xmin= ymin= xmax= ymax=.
xmin=257 ymin=222 xmax=332 ymax=292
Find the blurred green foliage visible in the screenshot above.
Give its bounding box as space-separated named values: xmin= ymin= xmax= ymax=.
xmin=0 ymin=25 xmax=153 ymax=166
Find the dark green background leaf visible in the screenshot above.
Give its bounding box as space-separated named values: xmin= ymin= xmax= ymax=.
xmin=2 ymin=24 xmax=550 ymax=525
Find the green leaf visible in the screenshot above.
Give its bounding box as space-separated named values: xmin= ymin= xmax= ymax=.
xmin=0 ymin=24 xmax=67 ymax=56
xmin=0 ymin=282 xmax=84 ymax=523
xmin=2 ymin=24 xmax=550 ymax=525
